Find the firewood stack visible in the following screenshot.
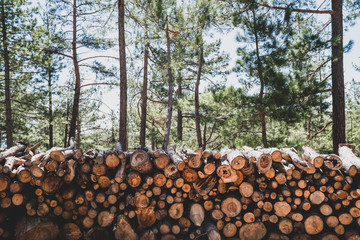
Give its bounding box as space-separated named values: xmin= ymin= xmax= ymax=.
xmin=0 ymin=140 xmax=360 ymax=240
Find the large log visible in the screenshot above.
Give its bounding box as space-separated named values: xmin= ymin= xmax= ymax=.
xmin=239 ymin=222 xmax=267 ymax=240
xmin=15 ymin=216 xmax=59 ymax=240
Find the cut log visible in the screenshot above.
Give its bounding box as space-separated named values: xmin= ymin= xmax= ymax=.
xmin=97 ymin=211 xmax=115 ymax=227
xmin=61 ymin=223 xmax=82 ymax=240
xmin=302 ymin=146 xmax=324 ymax=168
xmin=136 ymin=206 xmax=156 ymax=229
xmin=216 ymin=165 xmax=238 ymax=183
xmin=15 ymin=217 xmax=59 ymax=240
xmin=168 ymin=203 xmax=184 ymax=219
xmin=105 ymin=152 xmax=120 ymax=169
xmin=274 ymin=202 xmax=291 ymax=217
xmin=0 ymin=144 xmax=27 ymax=162
xmin=304 ymin=215 xmax=324 ymax=235
xmin=280 ymin=148 xmax=308 ymax=170
xmin=323 ymin=154 xmax=342 ymax=170
xmin=339 ymin=146 xmax=360 ymax=175
xmin=225 ymin=150 xmax=247 ymax=170
xmin=206 ymin=223 xmax=221 ymax=240
xmin=221 ymin=197 xmax=241 ymax=218
xmin=189 ymin=203 xmax=204 ymax=226
xmin=239 ymin=222 xmax=267 ymax=240
xmin=114 ymin=215 xmax=138 ymax=240
xmin=278 ymin=218 xmax=293 ymax=235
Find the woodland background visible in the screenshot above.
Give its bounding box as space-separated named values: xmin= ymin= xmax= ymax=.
xmin=1 ymin=0 xmax=360 ymax=153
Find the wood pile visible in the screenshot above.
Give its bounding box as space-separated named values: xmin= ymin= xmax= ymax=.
xmin=0 ymin=140 xmax=360 ymax=240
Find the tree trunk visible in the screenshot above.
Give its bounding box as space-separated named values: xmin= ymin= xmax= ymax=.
xmin=252 ymin=9 xmax=268 ymax=148
xmin=118 ymin=0 xmax=128 ymax=151
xmin=162 ymin=24 xmax=174 ymax=151
xmin=48 ymin=66 xmax=53 ymax=148
xmin=68 ymin=0 xmax=81 ymax=148
xmin=140 ymin=40 xmax=149 ymax=147
xmin=64 ymin=97 xmax=70 ymax=148
xmin=195 ymin=39 xmax=204 ymax=149
xmin=177 ymin=83 xmax=182 ymax=141
xmin=1 ymin=4 xmax=14 ymax=148
xmin=331 ymin=0 xmax=345 ymax=154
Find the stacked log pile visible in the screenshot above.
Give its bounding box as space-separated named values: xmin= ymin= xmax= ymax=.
xmin=0 ymin=140 xmax=360 ymax=240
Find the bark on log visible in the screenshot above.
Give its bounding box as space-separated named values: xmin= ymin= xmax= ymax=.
xmin=15 ymin=216 xmax=59 ymax=240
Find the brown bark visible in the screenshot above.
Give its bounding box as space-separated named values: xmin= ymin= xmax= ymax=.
xmin=140 ymin=37 xmax=149 ymax=147
xmin=331 ymin=0 xmax=345 ymax=154
xmin=15 ymin=217 xmax=59 ymax=240
xmin=1 ymin=4 xmax=13 ymax=148
xmin=162 ymin=24 xmax=174 ymax=151
xmin=68 ymin=0 xmax=81 ymax=148
xmin=195 ymin=36 xmax=204 ymax=148
xmin=118 ymin=0 xmax=128 ymax=151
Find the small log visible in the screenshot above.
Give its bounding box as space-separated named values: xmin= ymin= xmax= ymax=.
xmin=309 ymin=191 xmax=325 ymax=205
